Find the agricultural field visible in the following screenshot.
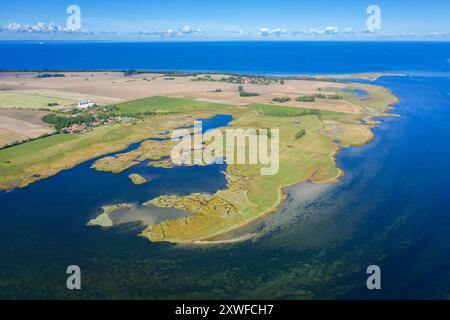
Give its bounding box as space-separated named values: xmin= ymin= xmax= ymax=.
xmin=0 ymin=92 xmax=75 ymax=110
xmin=0 ymin=109 xmax=54 ymax=147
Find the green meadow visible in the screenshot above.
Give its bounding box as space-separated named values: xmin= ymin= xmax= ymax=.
xmin=248 ymin=103 xmax=345 ymax=117
xmin=113 ymin=96 xmax=231 ymax=115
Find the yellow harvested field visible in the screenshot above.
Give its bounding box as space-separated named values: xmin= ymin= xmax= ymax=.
xmin=0 ymin=109 xmax=53 ymax=147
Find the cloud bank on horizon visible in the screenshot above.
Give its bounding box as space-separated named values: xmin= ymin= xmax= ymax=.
xmin=0 ymin=0 xmax=449 ymax=40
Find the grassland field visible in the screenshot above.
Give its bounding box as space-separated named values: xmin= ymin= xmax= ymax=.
xmin=112 ymin=95 xmax=232 ymax=115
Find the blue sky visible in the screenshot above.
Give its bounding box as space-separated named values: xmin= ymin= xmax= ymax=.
xmin=0 ymin=0 xmax=449 ymax=40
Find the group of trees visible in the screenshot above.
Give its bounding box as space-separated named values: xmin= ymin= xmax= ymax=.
xmin=123 ymin=70 xmax=147 ymax=76
xmin=238 ymin=85 xmax=259 ymax=97
xmin=313 ymin=93 xmax=343 ymax=100
xmin=272 ymin=97 xmax=292 ymax=103
xmin=163 ymin=72 xmax=199 ymax=77
xmin=42 ymin=108 xmax=159 ymax=130
xmin=42 ymin=113 xmax=95 ymax=130
xmin=1 ymin=106 xmax=54 ymax=112
xmin=240 ymin=91 xmax=260 ymax=97
xmin=192 ymin=74 xmax=281 ymax=86
xmin=116 ymin=111 xmax=158 ymax=118
xmin=262 ymin=109 xmax=321 ymax=118
xmin=281 ymin=76 xmax=338 ymax=83
xmin=35 ymin=73 xmax=65 ymax=78
xmin=41 ymin=97 xmax=165 ymax=131
xmin=296 ymin=93 xmax=343 ymax=102
xmin=296 ymin=95 xmax=316 ymax=102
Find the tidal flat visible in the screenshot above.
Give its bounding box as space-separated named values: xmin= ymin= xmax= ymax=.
xmin=88 ymin=203 xmax=190 ymax=228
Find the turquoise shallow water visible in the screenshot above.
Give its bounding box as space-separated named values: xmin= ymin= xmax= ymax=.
xmin=0 ymin=42 xmax=450 ymax=299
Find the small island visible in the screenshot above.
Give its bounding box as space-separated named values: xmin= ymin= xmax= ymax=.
xmin=87 ymin=204 xmax=133 ymax=227
xmin=128 ymin=173 xmax=148 ymax=185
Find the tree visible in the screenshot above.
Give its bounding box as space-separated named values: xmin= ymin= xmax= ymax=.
xmin=295 ymin=128 xmax=306 ymax=139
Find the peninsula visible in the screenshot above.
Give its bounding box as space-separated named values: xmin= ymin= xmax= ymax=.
xmin=0 ymin=71 xmax=398 ymax=243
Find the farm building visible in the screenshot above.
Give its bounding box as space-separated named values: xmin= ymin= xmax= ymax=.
xmin=77 ymin=100 xmax=94 ymax=109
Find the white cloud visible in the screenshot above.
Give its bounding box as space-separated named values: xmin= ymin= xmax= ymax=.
xmin=309 ymin=28 xmax=325 ymax=35
xmin=325 ymin=26 xmax=338 ymax=34
xmin=179 ymin=25 xmax=203 ymax=35
xmin=293 ymin=26 xmax=356 ymax=36
xmin=343 ymin=27 xmax=355 ymax=34
xmin=1 ymin=21 xmax=92 ymax=34
xmin=139 ymin=26 xmax=203 ymax=38
xmin=98 ymin=31 xmax=118 ymax=35
xmin=267 ymin=26 xmax=344 ymax=37
xmin=227 ymin=29 xmax=251 ymax=37
xmin=258 ymin=27 xmax=287 ymax=37
xmin=259 ymin=28 xmax=271 ymax=37
xmin=426 ymin=31 xmax=449 ymax=37
xmin=364 ymin=28 xmax=377 ymax=34
xmin=291 ymin=29 xmax=307 ymax=35
xmin=139 ymin=29 xmax=177 ymax=37
xmin=271 ymin=28 xmax=287 ymax=36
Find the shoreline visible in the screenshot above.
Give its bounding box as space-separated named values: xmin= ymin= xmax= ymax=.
xmin=0 ymin=69 xmax=405 ymax=81
xmin=172 ymin=79 xmax=400 ymax=245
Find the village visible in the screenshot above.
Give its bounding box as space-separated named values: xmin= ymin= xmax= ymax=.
xmin=46 ymin=99 xmax=137 ymax=134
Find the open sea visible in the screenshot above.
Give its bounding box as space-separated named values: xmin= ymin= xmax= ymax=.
xmin=0 ymin=41 xmax=450 ymax=299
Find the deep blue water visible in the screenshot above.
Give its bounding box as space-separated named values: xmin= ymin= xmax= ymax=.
xmin=0 ymin=42 xmax=450 ymax=299
xmin=0 ymin=41 xmax=449 ymax=75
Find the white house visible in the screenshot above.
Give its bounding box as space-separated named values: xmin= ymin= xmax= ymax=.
xmin=77 ymin=100 xmax=94 ymax=109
